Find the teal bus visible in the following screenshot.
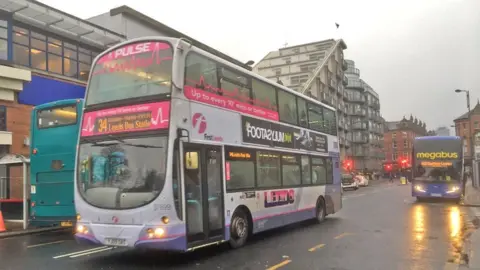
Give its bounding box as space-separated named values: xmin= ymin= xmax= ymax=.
xmin=29 ymin=99 xmax=83 ymax=227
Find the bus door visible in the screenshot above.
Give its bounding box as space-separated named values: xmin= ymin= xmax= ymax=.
xmin=182 ymin=143 xmax=224 ymax=246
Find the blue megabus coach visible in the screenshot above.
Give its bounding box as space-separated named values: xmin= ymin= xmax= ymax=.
xmin=412 ymin=136 xmax=464 ymax=203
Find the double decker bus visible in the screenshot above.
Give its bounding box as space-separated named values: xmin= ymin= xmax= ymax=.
xmin=30 ymin=99 xmax=83 ymax=227
xmin=412 ymin=136 xmax=464 ymax=202
xmin=74 ymin=37 xmax=342 ymax=251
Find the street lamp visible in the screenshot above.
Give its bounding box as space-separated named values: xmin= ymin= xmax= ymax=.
xmin=455 ymin=89 xmax=475 ymax=186
xmin=15 ymin=154 xmax=28 ymax=230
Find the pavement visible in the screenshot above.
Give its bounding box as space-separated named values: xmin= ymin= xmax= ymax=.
xmin=0 ymin=179 xmax=479 ymax=269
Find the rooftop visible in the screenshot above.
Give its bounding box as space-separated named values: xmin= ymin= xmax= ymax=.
xmin=454 ymin=99 xmax=480 ymax=121
xmin=0 ymin=0 xmax=125 ymax=48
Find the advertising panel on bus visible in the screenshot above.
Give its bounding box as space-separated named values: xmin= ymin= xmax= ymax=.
xmin=241 ymin=116 xmax=328 ymax=153
xmin=190 ymin=103 xmax=241 ymax=144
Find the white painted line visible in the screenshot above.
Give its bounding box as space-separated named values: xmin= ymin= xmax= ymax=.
xmin=69 ymin=247 xmax=113 ymax=258
xmin=53 ymin=246 xmax=111 ymax=259
xmin=28 ymin=240 xmax=64 ymax=248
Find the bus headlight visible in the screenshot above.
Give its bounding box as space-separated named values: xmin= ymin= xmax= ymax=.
xmin=415 ymin=185 xmax=426 ymax=192
xmin=446 ymin=186 xmax=460 ymax=193
xmin=146 ymin=227 xmax=166 ymax=239
xmin=76 ymin=224 xmax=89 ymax=234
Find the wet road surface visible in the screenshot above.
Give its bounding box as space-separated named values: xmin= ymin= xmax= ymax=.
xmin=0 ymin=180 xmax=476 ymax=270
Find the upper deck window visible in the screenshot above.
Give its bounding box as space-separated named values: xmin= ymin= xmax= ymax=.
xmin=37 ymin=104 xmax=77 ymax=129
xmin=86 ymin=41 xmax=173 ymax=106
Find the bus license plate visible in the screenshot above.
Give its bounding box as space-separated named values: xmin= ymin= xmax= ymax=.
xmin=431 ymin=193 xmax=442 ymax=197
xmin=60 ymin=221 xmax=73 ymax=227
xmin=105 ymin=238 xmax=127 ymax=246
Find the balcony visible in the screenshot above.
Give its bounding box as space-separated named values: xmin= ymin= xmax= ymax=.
xmin=351 ymin=122 xmax=367 ymax=130
xmin=347 ymin=78 xmax=365 ymax=90
xmin=347 ymin=67 xmax=360 ymax=76
xmin=342 ymin=60 xmax=348 ymax=71
xmin=336 ymin=67 xmax=343 ymax=79
xmin=329 ymin=78 xmax=337 ymax=89
xmin=374 ymin=115 xmax=383 ymax=123
xmin=351 ymin=109 xmax=366 ymax=116
xmin=352 ymin=136 xmax=368 ymax=144
xmin=343 ymin=76 xmax=348 ymax=86
xmin=353 ymin=149 xmax=368 ymax=157
xmin=349 ymin=95 xmax=366 ymax=103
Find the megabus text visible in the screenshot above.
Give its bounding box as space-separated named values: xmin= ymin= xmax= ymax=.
xmin=416 ymin=152 xmax=458 ymax=160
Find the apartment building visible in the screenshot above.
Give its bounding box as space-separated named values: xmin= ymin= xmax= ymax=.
xmin=384 ymin=115 xmax=435 ymax=164
xmin=253 ymin=39 xmax=349 ymax=158
xmin=344 ymin=60 xmax=383 ymax=170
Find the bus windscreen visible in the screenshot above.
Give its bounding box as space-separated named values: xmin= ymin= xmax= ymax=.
xmin=413 ymin=139 xmax=462 ymax=182
xmin=86 ymin=41 xmax=173 ymax=106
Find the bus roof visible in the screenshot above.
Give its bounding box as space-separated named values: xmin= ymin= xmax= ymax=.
xmin=414 ymin=136 xmax=461 ymax=141
xmin=34 ymin=99 xmax=84 ymax=110
xmin=93 ymin=37 xmax=337 ymax=112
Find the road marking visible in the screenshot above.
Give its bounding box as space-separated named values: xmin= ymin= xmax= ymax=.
xmin=69 ymin=247 xmax=113 ymax=258
xmin=53 ymin=246 xmax=112 ymax=259
xmin=444 ymin=262 xmax=459 ymax=270
xmin=27 ymin=240 xmax=64 ymax=248
xmin=266 ymin=260 xmax=292 ymax=270
xmin=334 ymin=232 xmax=353 ymax=239
xmin=308 ymin=243 xmax=325 ymax=252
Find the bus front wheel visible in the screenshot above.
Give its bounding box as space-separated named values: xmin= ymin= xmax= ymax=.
xmin=229 ymin=210 xmax=250 ymax=249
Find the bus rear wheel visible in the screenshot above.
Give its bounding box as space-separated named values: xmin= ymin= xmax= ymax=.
xmin=229 ymin=210 xmax=249 ymax=249
xmin=315 ymin=198 xmax=326 ymax=223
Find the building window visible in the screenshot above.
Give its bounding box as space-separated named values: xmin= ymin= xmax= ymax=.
xmin=0 ymin=106 xmax=6 ymax=131
xmin=475 ymin=121 xmax=479 ymax=129
xmin=283 ymin=58 xmax=291 ymax=64
xmin=0 ymin=20 xmax=7 ymax=60
xmin=11 ymin=24 xmax=100 ymax=81
xmin=392 ymin=132 xmax=396 ymax=139
xmin=393 ymin=141 xmax=397 ymax=148
xmin=393 ymin=152 xmax=398 ymax=161
xmin=403 ymin=139 xmax=408 ymax=148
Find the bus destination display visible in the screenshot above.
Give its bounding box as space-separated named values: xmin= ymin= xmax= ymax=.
xmin=81 ymin=101 xmax=170 ymax=137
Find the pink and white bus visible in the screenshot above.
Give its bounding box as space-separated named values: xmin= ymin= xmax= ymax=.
xmin=74 ymin=37 xmax=342 ymax=251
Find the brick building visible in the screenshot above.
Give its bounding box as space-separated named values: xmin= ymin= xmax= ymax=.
xmin=383 ymin=115 xmax=435 ymax=164
xmin=453 ymin=100 xmax=480 ymax=164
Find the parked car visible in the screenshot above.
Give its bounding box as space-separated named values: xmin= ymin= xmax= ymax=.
xmin=342 ymin=173 xmax=359 ymax=190
xmin=354 ymin=174 xmax=369 ymax=187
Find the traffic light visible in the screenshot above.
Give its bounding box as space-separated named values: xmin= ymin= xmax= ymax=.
xmin=343 ymin=160 xmax=353 ymax=171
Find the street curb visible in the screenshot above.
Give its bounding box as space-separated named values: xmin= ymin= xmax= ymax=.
xmin=466 ymin=208 xmax=480 ymax=268
xmin=0 ymin=227 xmax=71 ymax=239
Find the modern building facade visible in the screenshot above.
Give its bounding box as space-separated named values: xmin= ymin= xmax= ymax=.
xmin=344 ymin=60 xmax=383 ymax=170
xmin=453 ymin=100 xmax=480 ymax=164
xmin=383 ymin=115 xmax=434 ymax=164
xmin=253 ymin=39 xmax=349 ymax=159
xmin=435 ymin=126 xmax=451 ymax=136
xmin=0 ymin=0 xmax=125 ymax=200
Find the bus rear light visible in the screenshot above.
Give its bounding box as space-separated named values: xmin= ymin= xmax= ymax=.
xmin=76 ymin=213 xmax=81 ymax=221
xmin=32 ymin=148 xmax=38 ymax=154
xmin=31 ymin=202 xmax=35 ymax=207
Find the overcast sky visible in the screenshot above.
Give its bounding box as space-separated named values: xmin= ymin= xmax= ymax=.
xmin=41 ymin=0 xmax=480 ymax=131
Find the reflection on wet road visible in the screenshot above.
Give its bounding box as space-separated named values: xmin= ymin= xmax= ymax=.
xmin=0 ymin=181 xmax=477 ymax=270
